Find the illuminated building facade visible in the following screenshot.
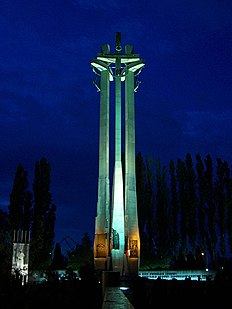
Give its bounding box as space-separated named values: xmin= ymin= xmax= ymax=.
xmin=91 ymin=33 xmax=145 ymax=276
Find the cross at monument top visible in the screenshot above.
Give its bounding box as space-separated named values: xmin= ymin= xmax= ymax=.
xmin=116 ymin=32 xmax=122 ymax=53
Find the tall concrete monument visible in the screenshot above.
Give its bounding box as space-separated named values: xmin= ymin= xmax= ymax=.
xmin=91 ymin=32 xmax=145 ymax=277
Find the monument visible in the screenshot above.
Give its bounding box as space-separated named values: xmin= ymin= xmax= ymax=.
xmin=11 ymin=230 xmax=30 ymax=285
xmin=91 ymin=32 xmax=145 ymax=277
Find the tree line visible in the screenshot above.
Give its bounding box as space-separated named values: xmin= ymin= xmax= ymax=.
xmin=0 ymin=157 xmax=56 ymax=278
xmin=136 ymin=151 xmax=232 ymax=270
xmin=0 ymin=156 xmax=94 ymax=280
xmin=0 ymin=152 xmax=232 ymax=278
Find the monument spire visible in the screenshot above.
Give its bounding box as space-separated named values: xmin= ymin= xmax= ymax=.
xmin=91 ymin=32 xmax=145 ymax=277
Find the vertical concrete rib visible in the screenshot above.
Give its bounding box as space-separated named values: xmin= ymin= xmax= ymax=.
xmin=111 ymin=73 xmax=125 ymax=275
xmin=94 ymin=69 xmax=110 ymax=269
xmin=125 ymin=70 xmax=140 ymax=275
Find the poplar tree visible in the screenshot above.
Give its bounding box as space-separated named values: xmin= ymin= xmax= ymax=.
xmin=154 ymin=158 xmax=169 ymax=258
xmin=204 ymin=154 xmax=217 ymax=267
xmin=215 ymin=158 xmax=227 ymax=256
xmin=30 ymin=157 xmax=56 ymax=269
xmin=195 ymin=154 xmax=207 ymax=252
xmin=226 ymin=170 xmax=232 ymax=254
xmin=185 ymin=153 xmax=197 ymax=254
xmin=223 ymin=160 xmax=232 ymax=255
xmin=145 ymin=156 xmax=155 ymax=259
xmin=177 ymin=158 xmax=188 ymax=254
xmin=51 ymin=242 xmax=66 ymax=270
xmin=136 ymin=152 xmax=149 ymax=262
xmin=169 ymin=159 xmax=179 ymax=258
xmin=8 ymin=163 xmax=32 ymax=232
xmin=0 ymin=209 xmax=11 ymax=276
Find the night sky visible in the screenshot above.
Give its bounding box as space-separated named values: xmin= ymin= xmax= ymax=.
xmin=0 ymin=1 xmax=231 ymax=248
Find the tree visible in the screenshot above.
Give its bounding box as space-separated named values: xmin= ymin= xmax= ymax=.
xmin=136 ymin=152 xmax=148 ymax=263
xmin=215 ymin=158 xmax=227 ymax=256
xmin=51 ymin=242 xmax=66 ymax=269
xmin=204 ymin=154 xmax=217 ymax=267
xmin=154 ymin=158 xmax=169 ymax=258
xmin=176 ymin=158 xmax=188 ymax=254
xmin=195 ymin=154 xmax=207 ymax=255
xmin=30 ymin=157 xmax=56 ymax=269
xmin=226 ymin=170 xmax=232 ymax=254
xmin=67 ymin=232 xmax=93 ymax=271
xmin=223 ymin=161 xmax=232 ymax=255
xmin=169 ymin=159 xmax=179 ymax=258
xmin=0 ymin=209 xmax=11 ymax=279
xmin=144 ymin=156 xmax=155 ymax=259
xmin=8 ymin=163 xmax=32 ymax=232
xmin=185 ymin=153 xmax=197 ymax=254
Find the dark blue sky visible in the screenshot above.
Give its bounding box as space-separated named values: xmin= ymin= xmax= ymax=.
xmin=0 ymin=0 xmax=231 ymax=247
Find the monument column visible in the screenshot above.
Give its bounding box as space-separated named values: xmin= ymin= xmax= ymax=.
xmin=125 ymin=69 xmax=140 ymax=275
xmin=111 ymin=52 xmax=125 ymax=275
xmin=91 ymin=33 xmax=145 ymax=277
xmin=93 ymin=66 xmax=111 ymax=270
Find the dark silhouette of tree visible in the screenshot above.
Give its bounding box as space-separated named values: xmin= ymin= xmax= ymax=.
xmin=195 ymin=246 xmax=206 ymax=269
xmin=204 ymin=154 xmax=217 ymax=267
xmin=136 ymin=153 xmax=232 ymax=269
xmin=2 ymin=150 xmax=232 ymax=274
xmin=145 ymin=156 xmax=155 ymax=259
xmin=136 ymin=152 xmax=149 ymax=263
xmin=154 ymin=158 xmax=169 ymax=258
xmin=169 ymin=159 xmax=179 ymax=258
xmin=186 ymin=251 xmax=196 ymax=269
xmin=67 ymin=232 xmax=93 ymax=271
xmin=8 ymin=163 xmax=32 ymax=232
xmin=226 ymin=169 xmax=232 ymax=254
xmin=51 ymin=242 xmax=66 ymax=269
xmin=196 ymin=154 xmax=207 ymax=255
xmin=24 ymin=191 xmax=33 ymax=232
xmin=177 ymin=158 xmax=188 ymax=254
xmin=30 ymin=157 xmax=56 ymax=269
xmin=0 ymin=209 xmax=11 ymax=278
xmin=215 ymin=158 xmax=227 ymax=256
xmin=185 ymin=153 xmax=197 ymax=254
xmin=77 ymin=232 xmax=95 ymax=280
xmin=3 ymin=163 xmax=32 ymax=277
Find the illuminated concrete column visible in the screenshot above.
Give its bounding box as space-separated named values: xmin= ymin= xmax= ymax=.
xmin=111 ymin=58 xmax=125 ymax=274
xmin=92 ymin=65 xmax=111 ymax=270
xmin=125 ymin=69 xmax=140 ymax=276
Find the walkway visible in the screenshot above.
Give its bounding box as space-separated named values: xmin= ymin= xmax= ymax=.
xmin=102 ymin=287 xmax=134 ymax=309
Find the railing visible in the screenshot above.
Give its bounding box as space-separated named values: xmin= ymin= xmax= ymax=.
xmin=139 ymin=269 xmax=217 ymax=281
